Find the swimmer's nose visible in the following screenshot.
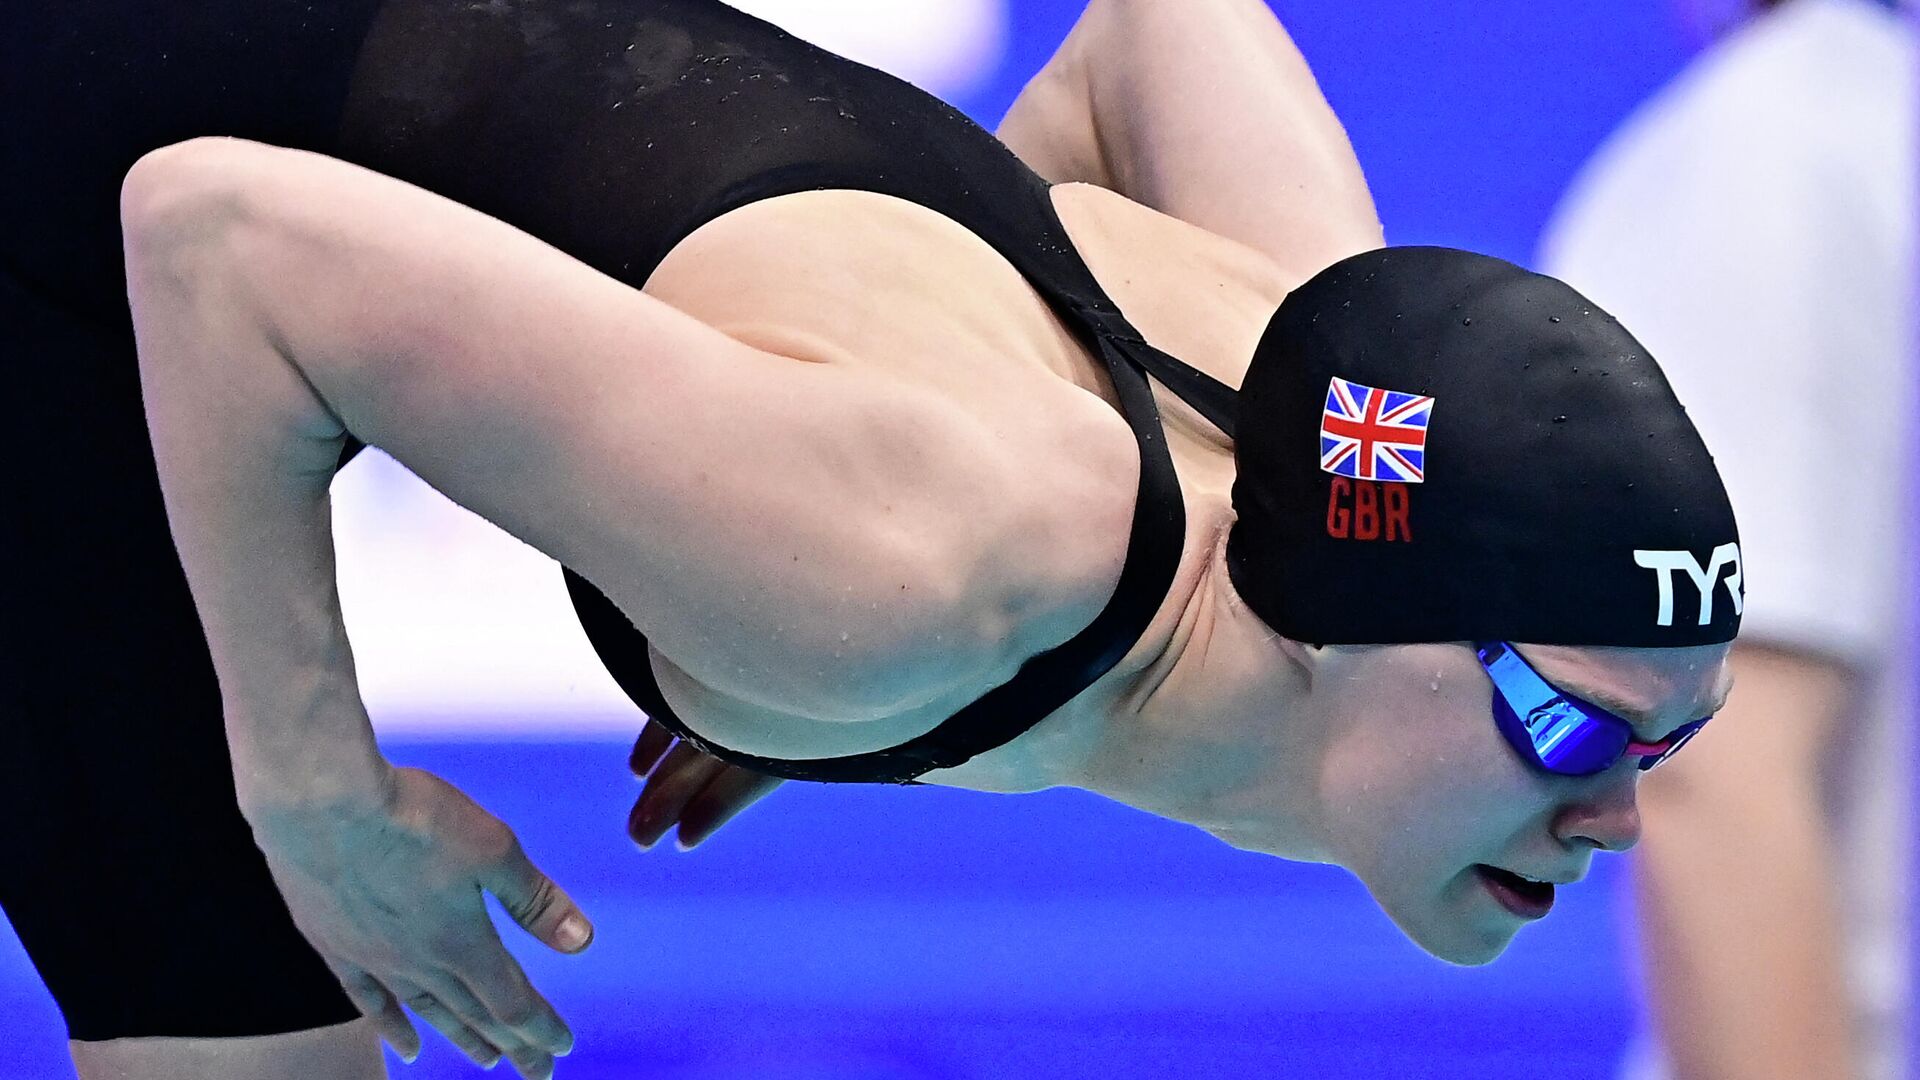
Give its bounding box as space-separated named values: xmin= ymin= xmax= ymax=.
xmin=1551 ymin=769 xmax=1644 ymax=853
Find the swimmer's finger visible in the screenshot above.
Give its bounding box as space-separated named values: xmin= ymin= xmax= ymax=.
xmin=629 ymin=721 xmax=675 ymax=778
xmin=629 ymin=742 xmax=728 ymax=849
xmin=333 ymin=963 xmax=421 ymax=1063
xmin=426 ymin=972 xmax=558 ymax=1080
xmin=677 ymin=768 xmax=786 ymax=850
xmin=451 ymin=936 xmax=577 ymax=1061
xmin=391 ymin=977 xmax=505 ymax=1070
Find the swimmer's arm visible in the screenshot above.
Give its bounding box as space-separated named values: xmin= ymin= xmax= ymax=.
xmin=995 ymin=16 xmax=1114 ymax=189
xmin=1002 ymin=0 xmax=1383 ymax=276
xmin=120 ymin=161 xmax=387 ymax=808
xmin=120 ymin=136 xmax=1036 ymax=737
xmin=1633 ymin=643 xmax=1858 ymax=1080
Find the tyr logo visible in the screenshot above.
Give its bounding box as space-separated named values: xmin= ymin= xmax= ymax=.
xmin=1326 ymin=477 xmax=1412 ymax=543
xmin=1633 ymin=544 xmax=1744 ymax=627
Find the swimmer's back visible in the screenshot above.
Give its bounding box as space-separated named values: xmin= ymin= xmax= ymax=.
xmin=645 ymin=183 xmax=1287 ymax=447
xmin=630 ymin=182 xmax=1288 ymax=756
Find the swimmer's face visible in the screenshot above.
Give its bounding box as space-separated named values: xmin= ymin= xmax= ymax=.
xmin=1304 ymin=641 xmax=1732 ymax=965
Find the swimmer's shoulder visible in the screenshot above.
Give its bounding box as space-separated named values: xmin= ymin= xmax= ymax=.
xmin=636 ymin=423 xmax=1138 ymax=764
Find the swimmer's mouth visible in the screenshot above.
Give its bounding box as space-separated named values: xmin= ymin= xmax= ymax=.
xmin=1474 ymin=864 xmax=1563 ymax=919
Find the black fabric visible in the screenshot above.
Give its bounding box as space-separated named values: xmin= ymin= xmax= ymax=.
xmin=4 ymin=0 xmax=1199 ymax=1037
xmin=1227 ymin=247 xmax=1743 ymax=647
xmin=4 ymin=0 xmax=384 ymax=1041
xmin=0 ymin=274 xmax=364 ymax=1041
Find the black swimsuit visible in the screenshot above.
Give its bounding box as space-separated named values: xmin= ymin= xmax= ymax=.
xmin=4 ymin=0 xmax=1237 ymax=1037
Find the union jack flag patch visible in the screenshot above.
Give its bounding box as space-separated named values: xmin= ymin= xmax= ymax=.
xmin=1320 ymin=377 xmax=1435 ymax=483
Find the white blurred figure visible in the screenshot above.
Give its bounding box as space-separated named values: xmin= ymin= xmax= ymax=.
xmin=1540 ymin=1 xmax=1916 ymax=1078
xmin=727 ymin=0 xmax=1005 ymax=100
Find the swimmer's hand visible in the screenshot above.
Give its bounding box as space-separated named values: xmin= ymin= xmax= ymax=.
xmin=242 ymin=766 xmax=590 ymax=1080
xmin=627 ymin=719 xmax=785 ymax=850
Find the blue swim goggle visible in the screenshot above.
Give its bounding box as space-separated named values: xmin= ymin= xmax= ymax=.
xmin=1475 ymin=642 xmax=1710 ymax=777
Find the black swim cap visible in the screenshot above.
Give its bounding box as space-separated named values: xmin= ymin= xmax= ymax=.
xmin=1225 ymin=247 xmax=1742 ymax=647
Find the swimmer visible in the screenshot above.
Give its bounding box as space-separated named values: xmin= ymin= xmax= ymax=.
xmin=18 ymin=1 xmax=1737 ymax=1078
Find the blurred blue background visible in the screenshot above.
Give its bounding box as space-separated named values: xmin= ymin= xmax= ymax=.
xmin=0 ymin=1 xmax=1716 ymax=1077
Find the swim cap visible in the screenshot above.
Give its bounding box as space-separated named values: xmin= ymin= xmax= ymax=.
xmin=1225 ymin=247 xmax=1742 ymax=647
